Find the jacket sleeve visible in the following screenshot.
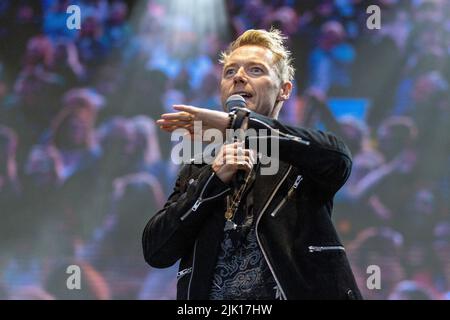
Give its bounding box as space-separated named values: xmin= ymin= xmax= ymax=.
xmin=142 ymin=164 xmax=230 ymax=268
xmin=246 ymin=111 xmax=352 ymax=198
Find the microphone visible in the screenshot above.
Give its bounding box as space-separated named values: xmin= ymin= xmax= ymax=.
xmin=225 ymin=94 xmax=246 ymax=112
xmin=225 ymin=95 xmax=247 ymax=186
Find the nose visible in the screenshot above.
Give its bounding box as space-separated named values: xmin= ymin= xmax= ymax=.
xmin=233 ymin=67 xmax=247 ymax=85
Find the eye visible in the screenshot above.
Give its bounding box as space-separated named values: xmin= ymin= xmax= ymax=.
xmin=224 ymin=68 xmax=235 ymax=77
xmin=249 ymin=66 xmax=264 ymax=75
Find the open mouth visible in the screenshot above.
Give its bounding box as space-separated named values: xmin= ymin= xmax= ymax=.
xmin=233 ymin=92 xmax=253 ymax=99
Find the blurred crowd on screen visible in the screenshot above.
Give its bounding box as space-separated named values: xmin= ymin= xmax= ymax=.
xmin=0 ymin=0 xmax=449 ymax=300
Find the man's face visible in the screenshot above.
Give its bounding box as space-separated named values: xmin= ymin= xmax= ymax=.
xmin=220 ymin=45 xmax=291 ymax=118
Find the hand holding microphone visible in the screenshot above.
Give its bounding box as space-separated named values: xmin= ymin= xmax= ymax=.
xmin=156 ymin=95 xmax=253 ymax=185
xmin=225 ymin=94 xmax=252 ymax=185
xmin=212 ymin=141 xmax=256 ymax=185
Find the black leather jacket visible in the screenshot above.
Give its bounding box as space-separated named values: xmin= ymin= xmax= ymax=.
xmin=142 ymin=111 xmax=362 ymax=300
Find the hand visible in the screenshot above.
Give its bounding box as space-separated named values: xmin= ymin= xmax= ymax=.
xmin=156 ymin=105 xmax=229 ymax=140
xmin=212 ymin=142 xmax=256 ymax=184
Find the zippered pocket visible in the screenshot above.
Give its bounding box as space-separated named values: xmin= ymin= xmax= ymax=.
xmin=177 ymin=267 xmax=192 ymax=281
xmin=271 ymin=175 xmax=303 ymax=217
xmin=180 ymin=173 xmax=231 ymax=221
xmin=308 ymin=245 xmax=345 ymax=253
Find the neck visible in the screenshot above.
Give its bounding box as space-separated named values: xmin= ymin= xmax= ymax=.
xmin=269 ymin=101 xmax=283 ymax=119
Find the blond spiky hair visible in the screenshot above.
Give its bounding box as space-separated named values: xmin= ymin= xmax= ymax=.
xmin=219 ymin=28 xmax=295 ymax=83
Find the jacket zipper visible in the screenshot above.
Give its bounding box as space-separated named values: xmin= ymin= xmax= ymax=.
xmin=308 ymin=245 xmax=345 ymax=253
xmin=249 ymin=117 xmax=310 ymax=146
xmin=183 ymin=173 xmax=230 ymax=299
xmin=177 ymin=267 xmax=192 ymax=280
xmin=187 ymin=239 xmax=198 ymax=300
xmin=270 ymin=175 xmax=303 ymax=217
xmin=180 ymin=173 xmax=231 ymax=221
xmin=255 ymin=165 xmax=293 ymax=300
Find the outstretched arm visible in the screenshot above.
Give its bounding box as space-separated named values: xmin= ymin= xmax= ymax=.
xmin=157 ymin=105 xmax=352 ymax=198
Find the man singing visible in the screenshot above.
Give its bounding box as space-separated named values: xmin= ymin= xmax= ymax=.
xmin=142 ymin=28 xmax=362 ymax=300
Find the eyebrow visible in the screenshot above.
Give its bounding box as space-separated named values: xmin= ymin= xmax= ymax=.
xmin=223 ymin=61 xmax=268 ymax=70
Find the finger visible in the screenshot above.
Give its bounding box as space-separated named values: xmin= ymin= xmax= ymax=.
xmin=236 ymin=147 xmax=246 ymax=160
xmin=235 ymin=141 xmax=245 ymax=151
xmin=158 ymin=123 xmax=186 ymax=130
xmin=224 ymin=141 xmax=241 ymax=148
xmin=221 ymin=157 xmax=252 ymax=173
xmin=160 ymin=112 xmax=182 ymax=118
xmin=234 ymin=145 xmax=250 ymax=160
xmin=230 ymin=140 xmax=243 ymax=149
xmin=223 ymin=155 xmax=246 ymax=167
xmin=159 ymin=120 xmax=193 ymax=127
xmin=224 ymin=144 xmax=247 ymax=157
xmin=158 ymin=124 xmax=193 ymax=133
xmin=216 ymin=155 xmax=231 ymax=168
xmin=244 ymin=158 xmax=255 ymax=171
xmin=160 ymin=112 xmax=193 ymax=121
xmin=173 ymin=105 xmax=197 ymax=114
xmin=237 ymin=161 xmax=252 ymax=173
xmin=223 ymin=154 xmax=248 ymax=160
xmin=159 ymin=123 xmax=194 ymax=133
xmin=157 ymin=119 xmax=190 ymax=126
xmin=223 ymin=155 xmax=237 ymax=164
xmin=222 ymin=157 xmax=245 ymax=169
xmin=225 ymin=155 xmax=252 ymax=165
xmin=158 ymin=119 xmax=193 ymax=127
xmin=220 ymin=142 xmax=245 ymax=160
xmin=158 ymin=123 xmax=180 ymax=131
xmin=222 ymin=142 xmax=240 ymax=154
xmin=226 ymin=148 xmax=251 ymax=159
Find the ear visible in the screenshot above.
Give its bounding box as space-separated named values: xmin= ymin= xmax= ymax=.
xmin=277 ymin=81 xmax=293 ymax=101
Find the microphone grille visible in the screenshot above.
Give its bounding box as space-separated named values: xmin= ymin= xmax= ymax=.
xmin=225 ymin=94 xmax=246 ymax=112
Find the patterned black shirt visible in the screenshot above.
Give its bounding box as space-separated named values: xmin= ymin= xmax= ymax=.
xmin=209 ymin=168 xmax=280 ymax=300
